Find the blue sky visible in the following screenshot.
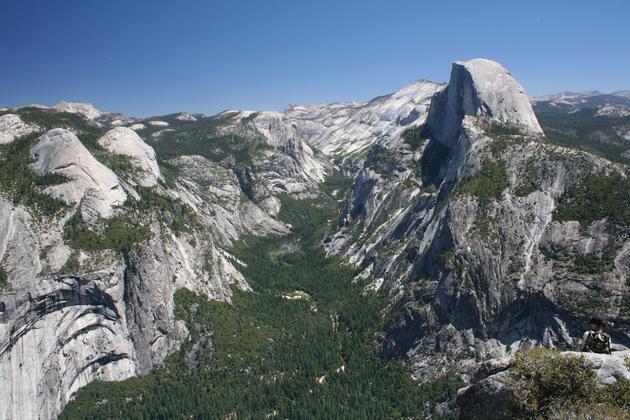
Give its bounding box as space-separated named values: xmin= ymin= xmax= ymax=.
xmin=1 ymin=0 xmax=628 ymax=117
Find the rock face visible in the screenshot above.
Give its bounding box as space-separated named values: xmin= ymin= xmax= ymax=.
xmin=30 ymin=128 xmax=127 ymax=220
xmin=457 ymin=350 xmax=630 ymax=419
xmin=97 ymin=127 xmax=161 ymax=186
xmin=427 ymin=58 xmax=543 ymax=150
xmin=148 ymin=120 xmax=169 ymax=127
xmin=129 ymin=123 xmax=146 ymax=131
xmin=0 ymin=114 xmax=39 ymax=144
xmin=53 ymin=102 xmax=103 ymax=120
xmin=0 ymin=272 xmax=138 ymax=420
xmin=286 ymin=79 xmax=445 ymax=161
xmin=176 ymin=112 xmax=197 ymax=122
xmin=327 ymin=59 xmax=630 ymax=380
xmin=188 ymin=110 xmax=332 ymax=209
xmin=251 ymin=111 xmax=329 ymax=186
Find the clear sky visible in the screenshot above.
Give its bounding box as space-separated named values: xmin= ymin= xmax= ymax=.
xmin=1 ymin=0 xmax=628 ymax=117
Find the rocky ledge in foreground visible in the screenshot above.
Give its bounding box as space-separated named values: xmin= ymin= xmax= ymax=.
xmin=457 ymin=350 xmax=630 ymax=419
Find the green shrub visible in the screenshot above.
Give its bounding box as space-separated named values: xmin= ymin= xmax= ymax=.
xmin=145 ymin=113 xmax=273 ymax=166
xmin=0 ymin=265 xmax=7 ymax=289
xmin=572 ymin=251 xmax=616 ymax=274
xmin=58 ymin=254 xmax=81 ymax=275
xmin=131 ymin=186 xmax=199 ymax=233
xmin=0 ymin=132 xmax=68 ymax=216
xmin=548 ymin=401 xmax=630 ymax=419
xmin=548 ymin=378 xmax=630 ymax=420
xmin=507 ymin=349 xmax=598 ymax=418
xmin=402 ymin=125 xmax=427 ymax=149
xmin=64 ymin=212 xmax=150 ymax=254
xmin=486 ymin=123 xmax=525 ymax=137
xmin=458 ymin=160 xmax=508 ymax=200
xmin=555 ymin=174 xmax=630 ymax=226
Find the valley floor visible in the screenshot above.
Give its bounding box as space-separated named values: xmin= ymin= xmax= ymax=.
xmin=59 ymin=179 xmax=463 ymax=419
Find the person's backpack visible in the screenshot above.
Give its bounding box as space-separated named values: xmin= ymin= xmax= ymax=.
xmin=585 ymin=331 xmax=610 ymax=354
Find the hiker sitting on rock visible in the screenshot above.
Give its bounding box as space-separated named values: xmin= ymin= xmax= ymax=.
xmin=581 ymin=317 xmax=611 ymax=354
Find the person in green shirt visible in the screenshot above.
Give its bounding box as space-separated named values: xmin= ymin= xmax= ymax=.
xmin=581 ymin=317 xmax=611 ymax=354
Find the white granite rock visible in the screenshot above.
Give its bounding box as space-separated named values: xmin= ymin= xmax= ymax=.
xmin=53 ymin=102 xmax=103 ymax=120
xmin=287 ymin=79 xmax=445 ymax=159
xmin=176 ymin=113 xmax=197 ymax=122
xmin=30 ymin=129 xmax=127 ymax=220
xmin=0 ymin=114 xmax=39 ymax=144
xmin=128 ymin=123 xmax=146 ymax=131
xmin=148 ymin=120 xmax=169 ymax=127
xmin=98 ymin=127 xmax=161 ymax=186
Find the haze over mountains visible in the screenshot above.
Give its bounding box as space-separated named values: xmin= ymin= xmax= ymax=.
xmin=1 ymin=59 xmax=630 ymax=419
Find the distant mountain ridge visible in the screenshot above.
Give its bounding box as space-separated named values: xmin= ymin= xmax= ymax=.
xmin=532 ymin=90 xmax=630 ymax=114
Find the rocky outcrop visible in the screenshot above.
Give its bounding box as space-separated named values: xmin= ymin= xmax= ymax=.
xmin=0 ymin=271 xmax=138 ymax=420
xmin=169 ymin=154 xmax=288 ymax=239
xmin=129 ymin=123 xmax=146 ymax=131
xmin=287 ymin=80 xmax=445 ymax=161
xmin=53 ymin=102 xmax=104 ymax=121
xmin=329 ymin=59 xmax=630 ymax=381
xmin=426 ymin=58 xmax=542 ymax=151
xmin=148 ymin=120 xmax=169 ymax=127
xmin=457 ymin=351 xmax=630 ymax=419
xmin=252 ymin=112 xmax=328 ymax=183
xmin=0 ymin=114 xmax=39 ymax=144
xmin=176 ymin=113 xmax=198 ymax=122
xmin=30 ymin=128 xmax=127 ymax=221
xmin=97 ymin=127 xmax=161 ymax=187
xmin=201 ymin=110 xmax=332 ymax=207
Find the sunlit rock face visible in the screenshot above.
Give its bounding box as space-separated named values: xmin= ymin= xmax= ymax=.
xmin=98 ymin=127 xmax=161 ymax=187
xmin=328 ymin=59 xmax=629 ymax=380
xmin=30 ymin=128 xmax=127 ymax=221
xmin=53 ymin=102 xmax=104 ymax=121
xmin=286 ymin=79 xmax=445 ymax=161
xmin=0 ymin=114 xmax=39 ymax=144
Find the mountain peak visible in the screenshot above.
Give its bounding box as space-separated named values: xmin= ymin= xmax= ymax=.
xmin=53 ymin=101 xmax=104 ymax=120
xmin=427 ymin=58 xmax=542 ymax=147
xmin=452 ymin=58 xmax=543 ymax=134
